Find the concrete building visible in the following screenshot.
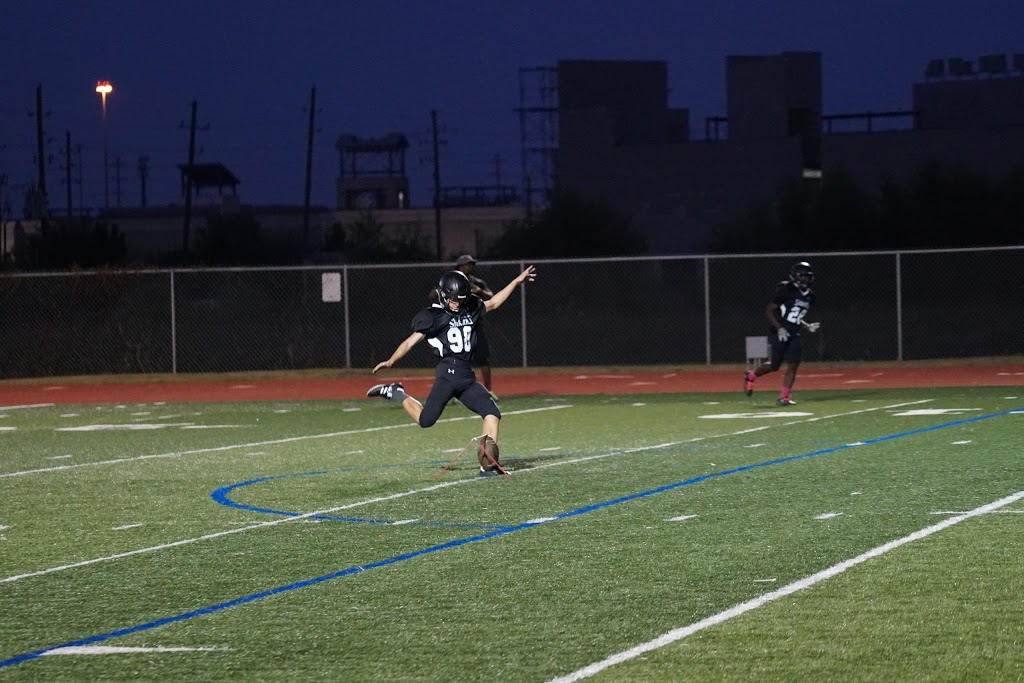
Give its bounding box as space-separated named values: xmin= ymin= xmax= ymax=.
xmin=555 ymin=53 xmax=1024 ymax=254
xmin=82 ymin=200 xmax=519 ymax=265
xmin=71 ymin=130 xmax=525 ymax=264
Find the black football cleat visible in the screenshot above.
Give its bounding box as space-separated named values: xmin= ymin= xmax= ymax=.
xmin=367 ymin=382 xmax=403 ymax=400
xmin=478 ymin=467 xmax=504 ymax=477
xmin=776 ymin=397 xmax=797 ymax=406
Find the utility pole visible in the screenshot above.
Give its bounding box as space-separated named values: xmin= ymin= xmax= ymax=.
xmin=0 ymin=144 xmax=6 ymax=225
xmin=95 ymin=81 xmax=113 ymax=209
xmin=114 ymin=156 xmax=122 ymax=208
xmin=431 ymin=109 xmax=442 ymax=259
xmin=492 ymin=152 xmax=503 ymax=189
xmin=63 ymin=131 xmax=72 ymax=220
xmin=74 ymin=144 xmax=84 ymax=216
xmin=137 ymin=156 xmax=149 ymax=208
xmin=0 ymin=172 xmax=6 ymax=262
xmin=525 ymin=174 xmax=533 ymax=226
xmin=182 ymin=100 xmax=198 ymax=253
xmin=178 ymin=101 xmax=210 ymax=254
xmin=302 ymin=84 xmax=317 ymax=250
xmin=34 ymin=84 xmax=48 ymax=216
xmin=0 ymin=172 xmax=6 ymax=261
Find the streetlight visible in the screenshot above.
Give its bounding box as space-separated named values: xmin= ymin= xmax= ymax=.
xmin=95 ymin=80 xmax=113 ymax=209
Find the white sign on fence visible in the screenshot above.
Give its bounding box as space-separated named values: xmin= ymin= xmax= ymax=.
xmin=321 ymin=273 xmax=341 ymax=302
xmin=746 ymin=335 xmax=769 ymax=367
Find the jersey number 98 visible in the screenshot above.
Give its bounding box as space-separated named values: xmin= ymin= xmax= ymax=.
xmin=447 ymin=326 xmax=473 ymax=353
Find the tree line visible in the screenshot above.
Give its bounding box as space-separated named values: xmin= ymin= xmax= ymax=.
xmin=710 ymin=161 xmax=1024 ymax=253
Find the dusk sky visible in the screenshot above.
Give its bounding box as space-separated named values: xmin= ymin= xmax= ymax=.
xmin=3 ymin=1 xmax=1021 ymax=213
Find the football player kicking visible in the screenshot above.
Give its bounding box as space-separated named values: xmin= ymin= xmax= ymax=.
xmin=744 ymin=261 xmax=820 ymax=406
xmin=367 ymin=265 xmax=536 ymax=476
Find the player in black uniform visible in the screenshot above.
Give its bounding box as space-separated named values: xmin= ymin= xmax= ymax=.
xmin=367 ymin=265 xmax=536 ymax=475
xmin=743 ymin=261 xmax=820 ymax=405
xmin=427 ymin=255 xmax=498 ymax=397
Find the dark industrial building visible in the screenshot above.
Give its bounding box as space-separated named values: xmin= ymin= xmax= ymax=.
xmin=551 ymin=52 xmax=1024 ymax=253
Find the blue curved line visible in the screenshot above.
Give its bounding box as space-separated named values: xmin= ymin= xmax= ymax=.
xmin=208 ymin=453 xmax=610 ymax=528
xmin=4 ymin=406 xmax=1018 ymax=670
xmin=211 ymin=471 xmax=508 ymax=530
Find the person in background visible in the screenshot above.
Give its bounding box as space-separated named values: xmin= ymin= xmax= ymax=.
xmin=453 ymin=255 xmax=496 ymax=396
xmin=743 ymin=261 xmax=820 ymax=406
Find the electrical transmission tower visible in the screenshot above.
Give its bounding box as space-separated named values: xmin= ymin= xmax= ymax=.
xmin=515 ymin=66 xmax=558 ymax=210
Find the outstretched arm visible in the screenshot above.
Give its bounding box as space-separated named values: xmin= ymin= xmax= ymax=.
xmin=484 ymin=266 xmax=536 ymax=313
xmin=372 ymin=332 xmax=425 ymax=374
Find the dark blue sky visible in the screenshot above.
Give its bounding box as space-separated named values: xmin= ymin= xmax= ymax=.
xmin=3 ymin=1 xmax=1021 ymax=212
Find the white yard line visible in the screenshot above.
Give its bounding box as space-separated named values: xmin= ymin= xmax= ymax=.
xmin=43 ymin=645 xmax=226 ymax=656
xmin=549 ymin=489 xmax=1024 ymax=683
xmin=0 ymin=405 xmax=572 ymax=478
xmin=931 ymin=510 xmax=1024 ymax=515
xmin=0 ymin=403 xmax=55 ymax=411
xmin=1 ymin=400 xmax=928 ymax=584
xmin=0 ymin=477 xmax=481 ymax=584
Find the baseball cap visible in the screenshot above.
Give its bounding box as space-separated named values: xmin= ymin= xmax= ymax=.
xmin=455 ymin=254 xmax=477 ymax=266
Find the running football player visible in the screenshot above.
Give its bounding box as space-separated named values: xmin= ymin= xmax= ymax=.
xmin=744 ymin=261 xmax=820 ymax=405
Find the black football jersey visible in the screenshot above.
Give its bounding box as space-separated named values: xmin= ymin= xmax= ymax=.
xmin=772 ymin=280 xmax=816 ymax=334
xmin=411 ymin=297 xmax=485 ymax=362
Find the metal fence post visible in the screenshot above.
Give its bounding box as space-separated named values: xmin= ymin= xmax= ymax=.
xmin=170 ymin=269 xmax=177 ymax=374
xmin=896 ymin=251 xmax=903 ymax=362
xmin=520 ymin=260 xmax=528 ymax=368
xmin=704 ymin=255 xmax=712 ymax=365
xmin=343 ymin=265 xmax=351 ymax=369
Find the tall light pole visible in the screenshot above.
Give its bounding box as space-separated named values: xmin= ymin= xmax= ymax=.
xmin=95 ymin=80 xmax=113 ymax=209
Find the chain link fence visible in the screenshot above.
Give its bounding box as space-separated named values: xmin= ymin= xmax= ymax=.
xmin=1 ymin=247 xmax=1021 ymax=379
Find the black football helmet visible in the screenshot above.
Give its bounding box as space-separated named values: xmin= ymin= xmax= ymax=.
xmin=437 ymin=270 xmax=470 ymax=312
xmin=790 ymin=261 xmax=815 ymax=290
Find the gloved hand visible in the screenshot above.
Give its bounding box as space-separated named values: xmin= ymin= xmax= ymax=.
xmin=777 ymin=327 xmax=790 ymax=342
xmin=804 ymin=322 xmax=820 ymax=333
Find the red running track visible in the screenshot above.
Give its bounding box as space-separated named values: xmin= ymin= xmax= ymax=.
xmin=1 ymin=365 xmax=1023 ymax=406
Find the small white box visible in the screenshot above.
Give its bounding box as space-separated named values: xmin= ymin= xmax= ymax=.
xmin=321 ymin=273 xmax=341 ymax=302
xmin=745 ymin=335 xmax=769 ymax=364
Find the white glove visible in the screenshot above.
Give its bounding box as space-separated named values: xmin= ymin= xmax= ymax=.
xmin=804 ymin=322 xmax=820 ymax=333
xmin=777 ymin=327 xmax=790 ymax=342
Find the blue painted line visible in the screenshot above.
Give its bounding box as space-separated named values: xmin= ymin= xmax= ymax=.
xmin=545 ymin=409 xmax=1022 ymax=520
xmin=3 ymin=406 xmax=1017 ymax=669
xmin=211 ymin=473 xmax=509 ymax=530
xmin=0 ymin=524 xmax=531 ymax=669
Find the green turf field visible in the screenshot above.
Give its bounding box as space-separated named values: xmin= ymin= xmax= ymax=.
xmin=1 ymin=387 xmax=1022 ymax=681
